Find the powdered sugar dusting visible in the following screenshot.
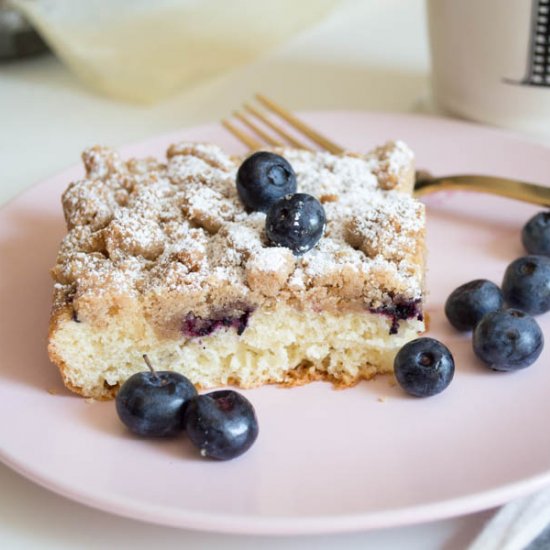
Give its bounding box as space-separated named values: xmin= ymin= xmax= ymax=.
xmin=52 ymin=142 xmax=425 ymax=325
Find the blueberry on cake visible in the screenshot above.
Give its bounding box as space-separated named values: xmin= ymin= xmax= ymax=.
xmin=48 ymin=141 xmax=426 ymax=399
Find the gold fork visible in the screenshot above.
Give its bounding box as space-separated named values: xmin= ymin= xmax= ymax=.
xmin=222 ymin=94 xmax=550 ymax=207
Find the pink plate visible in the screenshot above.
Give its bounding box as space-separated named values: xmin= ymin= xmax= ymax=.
xmin=2 ymin=112 xmax=550 ymax=535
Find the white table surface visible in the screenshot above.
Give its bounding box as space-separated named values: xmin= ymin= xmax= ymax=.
xmin=0 ymin=0 xmax=525 ymax=547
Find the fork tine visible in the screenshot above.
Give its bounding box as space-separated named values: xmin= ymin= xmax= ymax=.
xmin=243 ymin=103 xmax=311 ymax=150
xmin=233 ymin=111 xmax=284 ymax=147
xmin=221 ymin=118 xmax=262 ymax=150
xmin=255 ymin=94 xmax=344 ymax=155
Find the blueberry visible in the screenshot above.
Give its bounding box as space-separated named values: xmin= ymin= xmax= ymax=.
xmin=265 ymin=193 xmax=326 ymax=255
xmin=522 ymin=211 xmax=550 ymax=255
xmin=501 ymin=255 xmax=550 ymax=315
xmin=115 ymin=356 xmax=197 ymax=437
xmin=393 ymin=337 xmax=455 ymax=397
xmin=183 ymin=390 xmax=259 ymax=460
xmin=472 ymin=309 xmax=543 ymax=371
xmin=236 ymin=152 xmax=297 ymax=212
xmin=183 ymin=310 xmax=251 ymax=338
xmin=444 ymin=279 xmax=503 ymax=331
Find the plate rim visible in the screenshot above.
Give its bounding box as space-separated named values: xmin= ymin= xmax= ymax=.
xmin=2 ymin=442 xmax=550 ymax=535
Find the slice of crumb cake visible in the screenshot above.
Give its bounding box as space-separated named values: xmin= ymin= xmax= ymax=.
xmin=48 ymin=141 xmax=426 ymax=399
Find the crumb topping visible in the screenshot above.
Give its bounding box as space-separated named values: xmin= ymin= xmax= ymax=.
xmin=51 ymin=142 xmax=425 ymax=333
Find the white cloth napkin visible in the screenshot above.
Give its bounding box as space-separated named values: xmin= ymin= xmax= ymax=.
xmin=469 ymin=488 xmax=550 ymax=550
xmin=8 ymin=0 xmax=340 ymax=102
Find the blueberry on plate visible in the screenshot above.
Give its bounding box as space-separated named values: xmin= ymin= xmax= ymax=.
xmin=473 ymin=309 xmax=544 ymax=371
xmin=394 ymin=337 xmax=455 ymax=397
xmin=501 ymin=255 xmax=550 ymax=315
xmin=183 ymin=390 xmax=259 ymax=460
xmin=522 ymin=211 xmax=550 ymax=255
xmin=236 ymin=151 xmax=297 ymax=212
xmin=444 ymin=279 xmax=503 ymax=331
xmin=116 ymin=356 xmax=197 ymax=437
xmin=265 ymin=193 xmax=326 ymax=255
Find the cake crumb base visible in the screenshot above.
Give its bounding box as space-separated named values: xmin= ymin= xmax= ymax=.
xmin=49 ymin=302 xmax=424 ymax=400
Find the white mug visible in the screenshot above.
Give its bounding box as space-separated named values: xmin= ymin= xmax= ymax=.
xmin=427 ymin=0 xmax=550 ymax=137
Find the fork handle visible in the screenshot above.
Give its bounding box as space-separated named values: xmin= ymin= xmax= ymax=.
xmin=414 ymin=175 xmax=550 ymax=207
